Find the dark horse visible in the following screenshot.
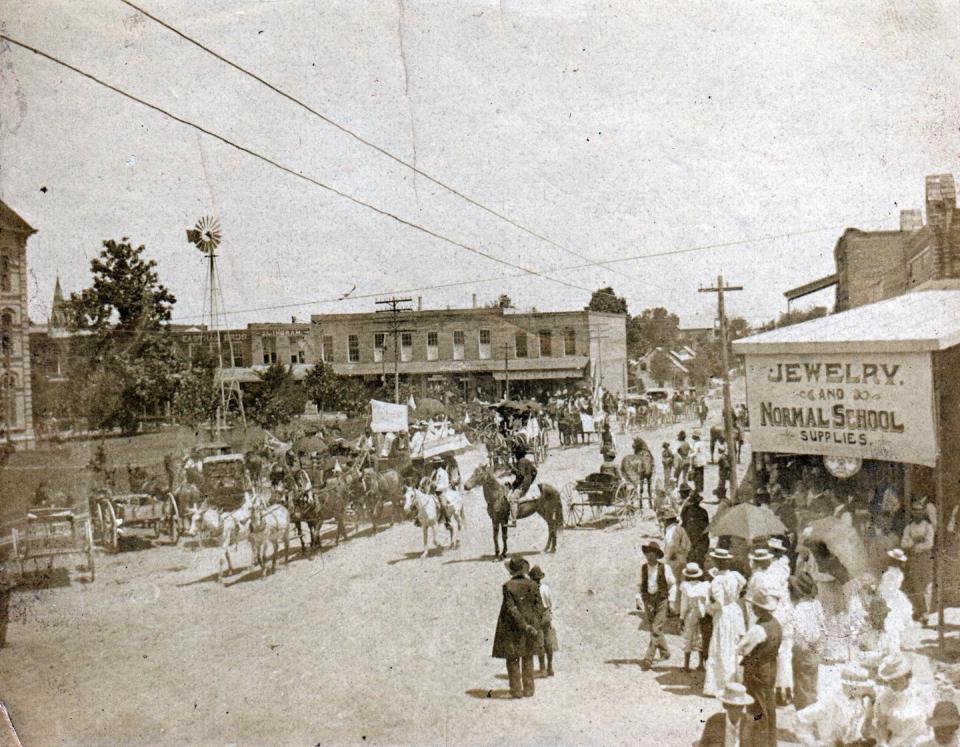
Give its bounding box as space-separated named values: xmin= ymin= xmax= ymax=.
xmin=463 ymin=462 xmax=562 ymax=559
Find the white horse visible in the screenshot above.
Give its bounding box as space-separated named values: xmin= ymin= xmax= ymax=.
xmin=403 ymin=486 xmax=463 ymax=557
xmin=249 ymin=501 xmax=291 ymax=576
xmin=187 ymin=493 xmax=256 ymax=584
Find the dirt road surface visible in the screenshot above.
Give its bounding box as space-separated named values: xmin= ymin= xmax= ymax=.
xmin=2 ymin=415 xmax=752 ymax=746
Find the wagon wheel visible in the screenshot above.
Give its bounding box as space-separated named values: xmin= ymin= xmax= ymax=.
xmin=102 ymin=500 xmax=120 ymax=553
xmin=11 ymin=526 xmax=23 ymax=580
xmin=614 ymin=483 xmax=638 ymax=528
xmin=167 ymin=493 xmax=180 ymax=545
xmin=95 ymin=502 xmax=106 ymax=542
xmin=84 ymin=518 xmax=96 ymax=582
xmin=562 ymin=482 xmax=583 ymax=527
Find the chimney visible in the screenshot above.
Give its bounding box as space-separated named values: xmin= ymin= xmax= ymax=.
xmin=925 ymin=174 xmax=957 ymax=234
xmin=900 ymin=209 xmax=923 ymax=232
xmin=417 ymin=296 xmax=422 ymax=311
xmin=472 ymin=293 xmax=477 ymax=309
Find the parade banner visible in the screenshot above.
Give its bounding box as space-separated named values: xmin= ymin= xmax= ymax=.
xmin=370 ymin=399 xmax=408 ymax=433
xmin=744 ymin=351 xmax=937 ymax=466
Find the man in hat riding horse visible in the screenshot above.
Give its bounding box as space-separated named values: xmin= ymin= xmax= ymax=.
xmin=507 ymin=446 xmax=538 ymax=528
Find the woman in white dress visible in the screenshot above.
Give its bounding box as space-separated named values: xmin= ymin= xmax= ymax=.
xmin=703 ymin=548 xmax=747 ymax=698
xmin=878 ymin=549 xmax=920 ymax=652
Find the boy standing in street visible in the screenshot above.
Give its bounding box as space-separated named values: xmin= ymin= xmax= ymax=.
xmin=639 ymin=541 xmax=676 ymax=669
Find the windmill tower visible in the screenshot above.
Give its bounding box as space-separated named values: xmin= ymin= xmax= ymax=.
xmin=186 ymin=216 xmax=245 ymax=435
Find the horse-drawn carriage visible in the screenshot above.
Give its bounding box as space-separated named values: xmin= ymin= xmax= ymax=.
xmin=4 ymin=507 xmax=96 ymax=582
xmin=563 ymin=471 xmax=640 ymax=528
xmin=94 ymin=490 xmax=180 ymax=551
xmin=200 ymin=453 xmax=249 ymax=509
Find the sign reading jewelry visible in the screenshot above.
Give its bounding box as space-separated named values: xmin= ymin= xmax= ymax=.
xmin=744 ymin=352 xmax=937 ymax=466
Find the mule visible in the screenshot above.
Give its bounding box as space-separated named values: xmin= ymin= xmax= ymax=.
xmin=463 ymin=462 xmax=562 ymax=559
xmin=249 ymin=501 xmax=290 ymax=576
xmin=186 ymin=495 xmax=256 ymax=584
xmin=285 ymin=481 xmax=349 ymax=556
xmin=361 ymin=468 xmax=405 ymax=531
xmin=403 ymin=486 xmax=445 ymax=557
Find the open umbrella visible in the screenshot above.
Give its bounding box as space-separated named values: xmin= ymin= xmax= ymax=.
xmin=416 ymin=398 xmax=446 ymax=419
xmin=805 ymin=516 xmax=870 ymax=578
xmin=707 ymin=503 xmax=786 ymax=541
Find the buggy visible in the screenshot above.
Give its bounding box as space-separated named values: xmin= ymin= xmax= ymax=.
xmin=563 ymin=471 xmax=639 ymax=528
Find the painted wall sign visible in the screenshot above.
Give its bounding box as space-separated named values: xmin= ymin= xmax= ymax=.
xmin=744 ymin=351 xmax=937 ymax=466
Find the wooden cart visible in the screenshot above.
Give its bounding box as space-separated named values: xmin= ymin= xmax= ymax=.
xmin=95 ymin=492 xmax=180 ymax=552
xmin=7 ymin=507 xmax=96 ymax=582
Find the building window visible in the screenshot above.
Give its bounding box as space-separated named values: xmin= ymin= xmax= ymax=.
xmin=348 ymin=334 xmax=360 ymax=363
xmin=1 ymin=310 xmax=14 ymax=358
xmin=322 ymin=335 xmax=334 ymax=363
xmin=262 ymin=336 xmax=277 ymax=365
xmin=374 ymin=332 xmax=386 ymax=363
xmin=0 ymin=371 xmax=16 ymax=428
xmin=290 ymin=338 xmax=306 ymax=364
xmin=400 ymin=332 xmax=412 ymax=362
xmin=564 ymin=329 xmax=576 ymax=356
xmin=479 ymin=329 xmax=491 ymax=360
xmin=515 ymin=331 xmax=527 ymax=358
xmin=230 ymin=340 xmax=244 ymax=368
xmin=427 ymin=331 xmax=439 ymax=361
xmin=453 ymin=330 xmax=465 ymax=361
xmin=0 ymin=255 xmax=10 ymax=293
xmin=539 ymin=330 xmax=551 ymax=357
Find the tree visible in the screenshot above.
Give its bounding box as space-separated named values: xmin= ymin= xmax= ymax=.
xmin=497 ymin=294 xmax=513 ymax=309
xmin=305 ymin=362 xmax=371 ymax=417
xmin=172 ymin=354 xmax=220 ymax=432
xmin=245 ymin=363 xmax=308 ymax=428
xmin=648 ymin=350 xmax=676 ymax=388
xmin=759 ymin=305 xmax=828 ymax=331
xmin=62 ymin=239 xmax=180 ymax=434
xmin=628 ymin=307 xmax=680 ymax=358
xmin=585 ymin=286 xmax=628 ymax=315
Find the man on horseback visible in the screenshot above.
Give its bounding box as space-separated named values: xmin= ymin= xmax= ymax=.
xmin=426 ymin=456 xmax=453 ymax=529
xmin=508 ymin=446 xmax=538 ymax=527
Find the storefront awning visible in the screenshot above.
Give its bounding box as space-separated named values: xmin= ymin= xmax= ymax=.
xmin=492 ymin=369 xmax=586 ymax=381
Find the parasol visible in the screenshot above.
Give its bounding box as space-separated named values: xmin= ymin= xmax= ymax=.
xmin=294 ymin=435 xmax=327 ymax=454
xmin=522 ymin=400 xmax=542 ymax=413
xmin=707 ymin=503 xmax=787 ymax=541
xmin=415 ymin=398 xmax=447 ymax=418
xmin=805 ymin=516 xmax=871 ymax=578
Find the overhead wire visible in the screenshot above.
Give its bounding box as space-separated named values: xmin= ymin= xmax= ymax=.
xmin=116 ymin=0 xmax=651 ymax=288
xmin=0 ymin=33 xmax=594 ymax=297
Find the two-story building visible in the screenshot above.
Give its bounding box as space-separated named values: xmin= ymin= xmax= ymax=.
xmin=310 ymin=305 xmax=627 ymax=400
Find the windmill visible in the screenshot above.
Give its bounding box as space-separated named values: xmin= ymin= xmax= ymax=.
xmin=186 ymin=216 xmax=245 ymax=434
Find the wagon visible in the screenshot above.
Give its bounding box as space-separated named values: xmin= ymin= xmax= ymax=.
xmin=562 ymin=471 xmax=639 ymax=528
xmin=200 ymin=453 xmax=249 ymax=510
xmin=95 ymin=491 xmax=179 ymax=552
xmin=6 ymin=507 xmax=96 ymax=582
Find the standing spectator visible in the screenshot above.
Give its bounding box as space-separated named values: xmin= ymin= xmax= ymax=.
xmin=788 ymin=572 xmax=825 ymax=711
xmin=0 ymin=556 xmax=13 ymax=649
xmin=680 ymin=562 xmax=710 ymax=672
xmin=691 ymin=431 xmax=707 ymax=494
xmin=638 ymin=541 xmax=675 ymax=668
xmin=703 ymin=548 xmax=747 ymax=698
xmin=661 ymin=442 xmax=675 ymax=489
xmin=874 ymin=653 xmax=928 ymax=746
xmin=681 ymin=490 xmax=710 ymax=568
xmin=663 ymin=512 xmax=691 ymax=600
xmin=697 ymin=398 xmax=709 ymax=430
xmin=901 ymin=496 xmax=935 ymax=622
xmin=696 ymin=682 xmax=753 ymax=746
xmin=491 ymin=557 xmax=545 ymax=699
xmin=715 ymin=442 xmax=731 ymax=502
xmin=675 ymin=431 xmax=692 ymax=483
xmin=737 ymin=587 xmax=782 ymax=747
xmin=921 ymin=701 xmax=960 ymax=747
xmin=528 ymin=565 xmax=558 ymax=677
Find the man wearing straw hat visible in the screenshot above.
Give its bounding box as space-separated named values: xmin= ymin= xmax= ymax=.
xmin=492 ymin=556 xmax=545 ymax=698
xmin=696 ymin=682 xmax=753 ymax=746
xmin=921 ymin=701 xmax=960 ymax=747
xmin=638 ymin=541 xmax=675 ymax=668
xmin=737 ymin=587 xmax=781 ymax=747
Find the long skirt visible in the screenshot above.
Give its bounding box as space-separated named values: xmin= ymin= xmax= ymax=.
xmin=542 ymin=621 xmax=559 ymax=653
xmin=905 ymin=552 xmax=933 ymax=618
xmin=791 ymin=646 xmax=820 ymax=710
xmin=703 ymin=603 xmax=745 ymax=697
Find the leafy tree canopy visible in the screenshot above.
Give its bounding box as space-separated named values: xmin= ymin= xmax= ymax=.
xmin=585 ymin=286 xmax=628 ymax=315
xmin=245 ymin=363 xmax=308 ymax=428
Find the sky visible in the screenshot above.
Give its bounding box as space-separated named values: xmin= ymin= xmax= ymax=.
xmin=1 ymin=0 xmax=958 ymax=328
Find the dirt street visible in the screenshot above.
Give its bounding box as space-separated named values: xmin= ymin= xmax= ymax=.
xmin=2 ymin=416 xmax=749 ymax=746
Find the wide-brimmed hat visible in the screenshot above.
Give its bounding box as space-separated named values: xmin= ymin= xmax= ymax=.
xmin=528 ymin=565 xmax=545 ymax=581
xmin=682 ymin=562 xmax=703 ymax=579
xmin=719 ymin=682 xmax=753 ymax=707
xmin=767 ymin=537 xmax=787 ymax=552
xmin=709 ymin=547 xmax=733 ymax=561
xmin=744 ymin=587 xmax=778 ymax=611
xmin=504 ymin=556 xmax=530 ymax=575
xmin=840 ymin=665 xmax=873 ymax=694
xmin=788 ymin=572 xmax=817 ymax=599
xmin=929 ymin=700 xmax=960 ymax=728
xmin=678 ymin=482 xmax=692 ymax=495
xmin=887 ymin=548 xmax=908 ymax=564
xmin=641 ymin=541 xmax=664 ymax=559
xmin=877 ymin=653 xmax=912 ymax=683
xmin=692 ymin=430 xmax=702 ymax=439
xmin=748 ymin=548 xmax=774 ymax=563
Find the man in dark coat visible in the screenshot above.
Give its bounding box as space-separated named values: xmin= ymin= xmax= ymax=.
xmin=681 ymin=489 xmax=710 ymax=567
xmin=507 ymin=448 xmax=538 ymax=527
xmin=492 ymin=556 xmax=545 ymax=698
xmin=737 ymin=588 xmax=782 ymax=747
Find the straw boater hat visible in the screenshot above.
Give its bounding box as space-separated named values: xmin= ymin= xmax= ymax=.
xmin=767 ymin=537 xmax=787 ymax=553
xmin=642 ymin=541 xmax=664 ymax=559
xmin=744 ymin=587 xmax=778 ymax=612
xmin=682 ymin=562 xmax=703 ymax=579
xmin=719 ymin=682 xmax=753 ymax=707
xmin=709 ymin=547 xmax=733 ymax=561
xmin=504 ymin=556 xmax=530 ymax=575
xmin=928 ymin=701 xmax=960 ymax=728
xmin=887 ymin=548 xmax=909 ymax=564
xmin=748 ymin=548 xmax=774 ymax=563
xmin=877 ymin=653 xmax=912 ymax=683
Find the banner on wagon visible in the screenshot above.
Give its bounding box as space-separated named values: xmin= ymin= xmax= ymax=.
xmin=743 ymin=351 xmax=937 ymax=466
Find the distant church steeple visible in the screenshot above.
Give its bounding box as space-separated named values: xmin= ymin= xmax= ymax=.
xmin=50 ymin=274 xmax=68 ymax=332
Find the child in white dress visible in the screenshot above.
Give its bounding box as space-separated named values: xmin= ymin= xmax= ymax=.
xmin=679 ymin=562 xmax=710 ymax=672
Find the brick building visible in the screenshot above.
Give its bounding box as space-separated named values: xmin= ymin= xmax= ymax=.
xmin=310 ymin=306 xmax=627 ymax=400
xmin=0 ymin=201 xmax=36 ymax=446
xmin=787 ymin=173 xmax=960 ymax=311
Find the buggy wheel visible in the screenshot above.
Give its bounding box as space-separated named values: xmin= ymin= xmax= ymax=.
xmin=103 ymin=501 xmax=119 ymax=553
xmin=167 ymin=493 xmax=180 ymax=544
xmin=562 ymin=482 xmax=582 ymax=526
xmin=614 ymin=483 xmax=637 ymax=528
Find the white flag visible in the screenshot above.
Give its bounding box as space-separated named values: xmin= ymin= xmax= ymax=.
xmin=408 ymin=395 xmax=417 ymax=410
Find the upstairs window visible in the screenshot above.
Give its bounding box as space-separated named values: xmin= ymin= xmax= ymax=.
xmin=322 ymin=335 xmax=334 ymax=362
xmin=515 ymin=331 xmax=527 ymax=358
xmin=400 ymin=332 xmax=412 ymax=362
xmin=564 ymin=329 xmax=576 ymax=356
xmin=348 ymin=335 xmax=360 ymax=362
xmin=452 ymin=330 xmax=465 ymax=361
xmin=478 ymin=329 xmax=491 ymax=360
xmin=539 ymin=330 xmax=551 ymax=357
xmin=0 ymin=255 xmax=10 ymax=293
xmin=262 ymin=336 xmax=277 ymax=365
xmin=427 ymin=331 xmax=439 ymax=361
xmin=374 ymin=332 xmax=386 ymax=363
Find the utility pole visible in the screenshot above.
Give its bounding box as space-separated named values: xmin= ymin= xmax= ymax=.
xmin=375 ymin=297 xmax=413 ymax=404
xmin=497 ymin=343 xmax=512 ymax=399
xmin=699 ymin=275 xmax=743 ymax=500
